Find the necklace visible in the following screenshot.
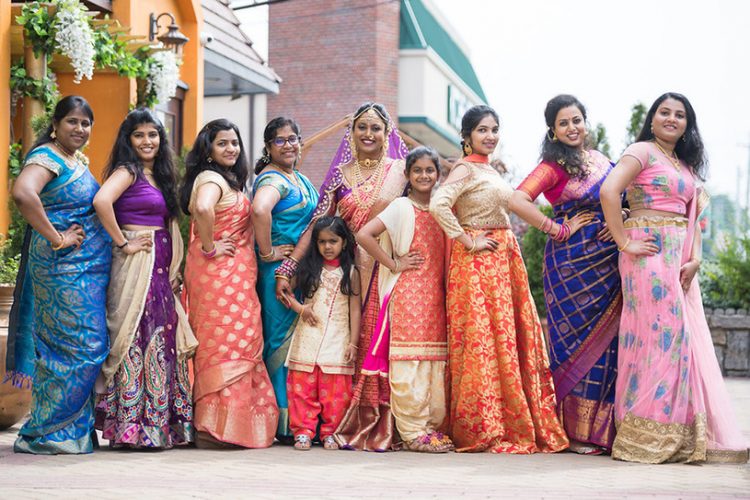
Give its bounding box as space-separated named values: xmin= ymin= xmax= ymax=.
xmin=54 ymin=140 xmax=76 ymax=161
xmin=270 ymin=163 xmax=300 ymax=190
xmin=350 ymin=155 xmax=385 ymax=209
xmin=408 ymin=195 xmax=430 ymax=211
xmin=653 ymin=141 xmax=681 ymax=171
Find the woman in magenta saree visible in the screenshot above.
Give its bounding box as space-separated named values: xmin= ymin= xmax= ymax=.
xmin=275 ymin=102 xmax=409 ymax=450
xmin=512 ymin=95 xmax=621 ymax=453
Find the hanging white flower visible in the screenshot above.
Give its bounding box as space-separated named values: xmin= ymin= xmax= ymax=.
xmin=146 ymin=50 xmax=180 ymax=106
xmin=53 ymin=1 xmax=95 ymax=84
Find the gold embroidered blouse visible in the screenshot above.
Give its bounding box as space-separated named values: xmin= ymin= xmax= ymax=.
xmin=429 ymin=161 xmax=513 ymax=239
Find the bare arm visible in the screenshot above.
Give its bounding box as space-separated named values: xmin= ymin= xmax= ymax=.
xmin=345 ymin=268 xmax=362 ymax=363
xmin=251 ymin=185 xmax=294 ymax=261
xmin=600 ymin=157 xmax=658 ymax=256
xmin=679 ymin=216 xmax=703 ymax=291
xmin=93 ymin=168 xmax=154 ymax=255
xmin=193 ymin=183 xmax=236 ymax=258
xmin=12 ymin=164 xmax=83 ymax=249
xmin=356 ymin=218 xmax=423 ymax=273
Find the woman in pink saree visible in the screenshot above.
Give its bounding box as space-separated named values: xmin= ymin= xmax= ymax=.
xmin=181 ymin=119 xmax=278 ymax=448
xmin=275 ymin=102 xmax=409 ymax=450
xmin=601 ymin=92 xmax=748 ymax=464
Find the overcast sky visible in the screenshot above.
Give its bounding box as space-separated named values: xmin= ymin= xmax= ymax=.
xmin=237 ymin=0 xmax=750 ymax=201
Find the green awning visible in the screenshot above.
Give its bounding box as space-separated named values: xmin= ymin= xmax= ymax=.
xmin=400 ymin=0 xmax=487 ymax=102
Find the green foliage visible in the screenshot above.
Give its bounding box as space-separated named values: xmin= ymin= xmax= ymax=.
xmin=9 ymin=60 xmax=59 ymax=115
xmin=626 ymin=102 xmax=647 ymax=146
xmin=0 ymin=253 xmax=20 ymax=285
xmin=9 ymin=143 xmax=23 ymax=178
xmin=590 ymin=122 xmax=612 ymax=158
xmin=521 ymin=205 xmax=552 ymax=317
xmin=700 ymin=235 xmax=750 ymax=310
xmin=93 ymin=27 xmax=148 ymax=78
xmin=16 ymin=2 xmax=57 ymax=56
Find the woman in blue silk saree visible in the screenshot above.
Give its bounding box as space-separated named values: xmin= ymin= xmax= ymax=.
xmin=511 ymin=95 xmax=621 ymax=453
xmin=6 ymin=96 xmax=111 ymax=454
xmin=251 ymin=117 xmax=318 ymax=441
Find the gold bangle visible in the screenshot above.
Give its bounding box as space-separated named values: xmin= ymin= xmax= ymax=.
xmin=468 ymin=238 xmax=477 ymax=253
xmin=617 ymin=238 xmax=631 ymax=252
xmin=51 ymin=231 xmax=65 ymax=251
xmin=259 ymin=248 xmax=275 ymax=260
xmin=288 ymin=256 xmax=299 ymax=264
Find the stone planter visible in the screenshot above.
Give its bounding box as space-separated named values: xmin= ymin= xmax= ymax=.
xmin=707 ymin=308 xmax=750 ymax=377
xmin=0 ymin=284 xmax=32 ymax=430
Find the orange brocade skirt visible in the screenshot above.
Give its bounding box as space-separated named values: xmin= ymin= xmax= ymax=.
xmin=447 ymin=228 xmax=569 ymax=453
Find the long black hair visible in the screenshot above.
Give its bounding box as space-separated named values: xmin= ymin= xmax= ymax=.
xmin=179 ymin=119 xmax=249 ymax=215
xmin=29 ymin=95 xmax=94 ymax=155
xmin=297 ymin=216 xmax=358 ymax=299
xmin=403 ymin=146 xmax=440 ymax=195
xmin=460 ymin=105 xmax=499 ymax=156
xmin=105 ymin=108 xmax=179 ymax=217
xmin=636 ymin=92 xmax=707 ymax=181
xmin=254 ymin=116 xmax=301 ymax=174
xmin=540 ymin=94 xmax=590 ymax=179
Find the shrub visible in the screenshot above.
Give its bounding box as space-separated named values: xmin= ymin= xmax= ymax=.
xmin=520 ymin=205 xmax=552 ymax=317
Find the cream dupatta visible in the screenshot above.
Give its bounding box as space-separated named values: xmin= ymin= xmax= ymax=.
xmin=361 ymin=197 xmax=415 ymax=375
xmin=96 ymin=219 xmax=198 ymax=392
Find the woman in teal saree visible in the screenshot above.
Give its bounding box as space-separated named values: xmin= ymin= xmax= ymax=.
xmin=6 ymin=96 xmax=111 ymax=454
xmin=252 ymin=117 xmax=318 ymax=441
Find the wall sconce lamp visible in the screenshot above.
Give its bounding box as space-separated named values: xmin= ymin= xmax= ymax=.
xmin=149 ymin=12 xmax=190 ymax=53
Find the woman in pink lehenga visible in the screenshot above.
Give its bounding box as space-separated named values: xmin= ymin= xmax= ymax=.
xmin=601 ymin=93 xmax=748 ymax=464
xmin=181 ymin=119 xmax=278 ymax=448
xmin=275 ymin=102 xmax=409 ymax=451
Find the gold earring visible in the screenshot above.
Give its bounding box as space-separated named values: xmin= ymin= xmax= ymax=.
xmin=207 ymin=156 xmax=213 ymax=164
xmin=462 ymin=142 xmax=473 ymax=156
xmin=547 ymin=129 xmax=557 ymax=142
xmin=51 ymin=129 xmax=57 ymax=139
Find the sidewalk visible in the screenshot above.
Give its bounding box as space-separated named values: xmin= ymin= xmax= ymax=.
xmin=1 ymin=379 xmax=748 ymax=499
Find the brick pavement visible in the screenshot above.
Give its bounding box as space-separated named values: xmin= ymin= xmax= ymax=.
xmin=1 ymin=379 xmax=748 ymax=499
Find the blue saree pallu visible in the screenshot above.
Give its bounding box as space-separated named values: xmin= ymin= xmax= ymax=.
xmin=544 ymin=168 xmax=621 ymax=450
xmin=253 ymin=170 xmax=318 ymax=439
xmin=6 ymin=146 xmax=111 ymax=454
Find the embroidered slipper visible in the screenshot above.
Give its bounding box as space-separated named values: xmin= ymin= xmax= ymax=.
xmin=322 ymin=436 xmax=339 ymax=450
xmin=294 ymin=435 xmax=312 ymax=451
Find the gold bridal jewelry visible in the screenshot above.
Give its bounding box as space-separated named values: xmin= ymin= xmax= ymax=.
xmin=653 ymin=141 xmax=681 ymax=171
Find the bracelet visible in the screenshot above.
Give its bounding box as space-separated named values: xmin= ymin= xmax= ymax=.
xmin=551 ymin=222 xmax=570 ymax=242
xmin=538 ymin=216 xmax=554 ymax=234
xmin=348 ymin=342 xmax=359 ymax=349
xmin=275 ymin=257 xmax=299 ymax=280
xmin=392 ymin=258 xmax=401 ymax=273
xmin=51 ymin=231 xmax=65 ymax=251
xmin=116 ymin=240 xmax=129 ymax=249
xmin=467 ymin=238 xmax=477 ymax=253
xmin=201 ymin=243 xmax=217 ymax=258
xmin=617 ymin=238 xmax=631 ymax=252
xmin=259 ymin=247 xmax=275 ymax=261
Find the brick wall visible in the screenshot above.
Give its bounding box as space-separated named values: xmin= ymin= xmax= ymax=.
xmin=268 ymin=0 xmax=400 ymax=188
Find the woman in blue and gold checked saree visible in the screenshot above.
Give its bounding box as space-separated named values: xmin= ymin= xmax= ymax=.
xmin=7 ymin=96 xmax=111 ymax=454
xmin=511 ymin=95 xmax=622 ymax=454
xmin=251 ymin=117 xmax=318 ymax=442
